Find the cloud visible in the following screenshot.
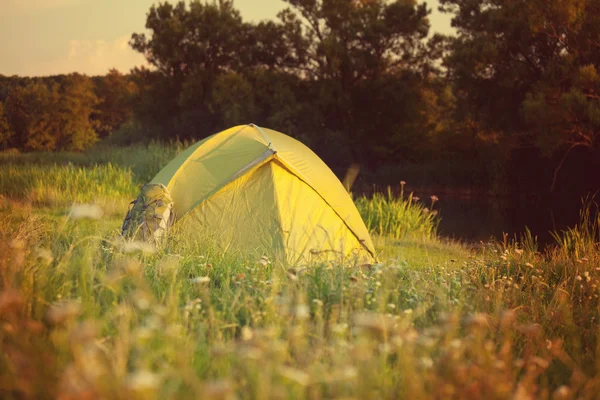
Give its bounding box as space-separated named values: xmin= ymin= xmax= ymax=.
xmin=24 ymin=35 xmax=147 ymax=76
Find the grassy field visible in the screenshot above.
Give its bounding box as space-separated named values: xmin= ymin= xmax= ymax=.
xmin=1 ymin=144 xmax=600 ymax=399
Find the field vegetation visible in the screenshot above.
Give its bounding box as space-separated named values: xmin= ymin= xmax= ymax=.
xmin=1 ymin=145 xmax=600 ymax=399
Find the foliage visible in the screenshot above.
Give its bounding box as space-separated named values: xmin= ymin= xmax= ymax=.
xmin=0 ymin=102 xmax=12 ymax=148
xmin=2 ymin=0 xmax=600 ymax=196
xmin=441 ymin=0 xmax=600 ymax=188
xmin=1 ymin=74 xmax=99 ymax=151
xmin=126 ymin=0 xmax=452 ymax=167
xmin=92 ymin=69 xmax=139 ymax=138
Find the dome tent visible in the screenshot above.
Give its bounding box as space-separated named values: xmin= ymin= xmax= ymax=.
xmin=147 ymin=124 xmax=376 ymax=264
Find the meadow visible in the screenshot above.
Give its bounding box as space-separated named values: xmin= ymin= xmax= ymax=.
xmin=1 ymin=144 xmax=600 ymax=399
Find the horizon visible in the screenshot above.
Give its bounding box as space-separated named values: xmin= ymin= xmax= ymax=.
xmin=0 ymin=0 xmax=454 ymax=77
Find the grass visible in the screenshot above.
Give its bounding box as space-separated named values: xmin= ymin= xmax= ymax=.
xmin=2 ymin=145 xmax=600 ymax=399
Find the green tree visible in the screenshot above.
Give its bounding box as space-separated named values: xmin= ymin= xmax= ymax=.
xmin=93 ymin=69 xmax=138 ymax=137
xmin=441 ymin=0 xmax=600 ymax=189
xmin=130 ymin=1 xmax=251 ymax=137
xmin=3 ymin=75 xmax=98 ymax=152
xmin=278 ymin=0 xmax=433 ymax=165
xmin=58 ymin=73 xmax=99 ymax=151
xmin=0 ymin=102 xmax=13 ymax=149
xmin=4 ymin=81 xmax=61 ymax=151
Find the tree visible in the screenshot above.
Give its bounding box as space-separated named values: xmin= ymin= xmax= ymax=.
xmin=4 ymin=81 xmax=61 ymax=151
xmin=0 ymin=102 xmax=13 ymax=149
xmin=93 ymin=69 xmax=138 ymax=137
xmin=274 ymin=0 xmax=437 ymax=165
xmin=58 ymin=73 xmax=99 ymax=151
xmin=129 ymin=0 xmax=446 ymax=168
xmin=440 ymin=0 xmax=600 ymax=189
xmin=3 ymin=75 xmax=98 ymax=152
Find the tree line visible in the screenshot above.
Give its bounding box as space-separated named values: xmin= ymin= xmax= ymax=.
xmin=1 ymin=0 xmax=599 ymax=193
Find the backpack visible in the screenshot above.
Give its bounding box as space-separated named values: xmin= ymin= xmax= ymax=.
xmin=121 ymin=183 xmax=176 ymax=245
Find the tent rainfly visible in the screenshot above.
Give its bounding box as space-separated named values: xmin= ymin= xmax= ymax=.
xmin=148 ymin=124 xmax=376 ymax=264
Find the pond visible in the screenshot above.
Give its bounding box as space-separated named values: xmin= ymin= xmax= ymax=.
xmin=356 ymin=184 xmax=593 ymax=249
xmin=430 ymin=192 xmax=589 ymax=248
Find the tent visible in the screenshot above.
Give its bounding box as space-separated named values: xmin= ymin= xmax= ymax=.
xmin=149 ymin=124 xmax=376 ymax=264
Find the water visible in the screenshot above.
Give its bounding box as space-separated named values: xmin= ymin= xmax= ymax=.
xmin=433 ymin=193 xmax=586 ymax=247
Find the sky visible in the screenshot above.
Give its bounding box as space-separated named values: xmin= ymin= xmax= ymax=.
xmin=0 ymin=0 xmax=454 ymax=77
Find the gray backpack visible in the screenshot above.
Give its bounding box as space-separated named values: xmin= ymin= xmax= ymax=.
xmin=121 ymin=183 xmax=176 ymax=245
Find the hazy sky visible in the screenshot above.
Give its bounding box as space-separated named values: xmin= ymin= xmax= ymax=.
xmin=0 ymin=0 xmax=454 ymax=77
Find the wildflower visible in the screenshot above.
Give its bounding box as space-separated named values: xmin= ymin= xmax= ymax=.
xmin=191 ymin=276 xmax=210 ymax=284
xmin=530 ymin=356 xmax=549 ymax=369
xmin=125 ymin=370 xmax=161 ymax=393
xmin=525 ymin=262 xmax=534 ymax=269
xmin=400 ymin=181 xmax=406 ymax=186
xmin=121 ymin=241 xmax=156 ymax=255
xmin=332 ymin=323 xmax=348 ymax=334
xmin=403 ymin=309 xmax=413 ymax=315
xmin=419 ymin=357 xmax=434 ymax=369
xmin=258 ymin=255 xmax=270 ymax=266
xmin=34 ymin=247 xmax=54 ymax=264
xmin=552 ymin=386 xmax=572 ymax=400
xmin=423 ymin=207 xmax=429 ymax=213
xmin=387 ymin=303 xmax=396 ymax=309
xmin=47 ymin=300 xmax=82 ymax=325
xmin=413 ymin=196 xmax=420 ymax=201
xmin=486 ymin=360 xmax=502 ymax=372
xmin=296 ymin=304 xmax=310 ymax=319
xmin=132 ymin=292 xmax=153 ymax=310
xmin=353 ymin=312 xmax=394 ymax=338
xmin=430 ymin=195 xmax=439 ymax=202
xmin=202 ymin=379 xmax=236 ymax=398
xmin=287 ymin=269 xmax=298 ymax=281
xmin=279 ymin=367 xmax=310 ymax=386
xmin=514 ymin=249 xmax=523 ymax=256
xmin=202 ymin=380 xmax=235 ymax=398
xmin=69 ymin=204 xmax=103 ymax=220
xmin=183 ymin=299 xmax=202 ymax=318
xmin=339 ymin=366 xmax=358 ymax=380
xmin=120 ymin=258 xmax=142 ymax=276
xmin=241 ymin=326 xmax=253 ymax=341
xmin=134 ymin=327 xmax=153 ymax=342
xmin=465 ymin=313 xmax=488 ymax=329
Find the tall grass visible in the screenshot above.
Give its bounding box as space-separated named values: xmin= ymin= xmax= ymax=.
xmin=2 ymin=148 xmax=600 ymax=399
xmin=0 ymin=163 xmax=135 ymax=218
xmin=0 ymin=141 xmax=185 ymax=184
xmin=355 ymin=185 xmax=440 ymax=240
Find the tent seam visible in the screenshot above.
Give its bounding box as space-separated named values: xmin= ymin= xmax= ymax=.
xmin=165 ymin=125 xmax=248 ymax=191
xmin=176 ymin=152 xmax=277 ymax=226
xmin=273 ymin=156 xmax=376 ymax=261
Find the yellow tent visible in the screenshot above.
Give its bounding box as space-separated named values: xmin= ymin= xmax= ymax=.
xmin=151 ymin=124 xmax=376 ymax=264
